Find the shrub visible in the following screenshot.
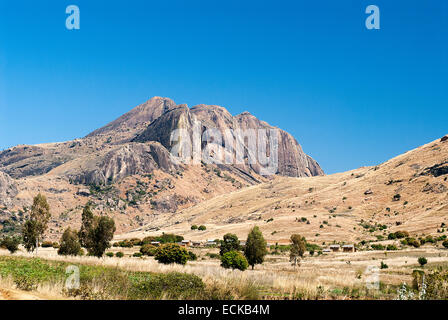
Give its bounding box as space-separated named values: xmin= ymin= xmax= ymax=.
xmin=191 ymin=225 xmax=198 ymax=230
xmin=105 ymin=252 xmax=114 ymax=257
xmin=406 ymin=237 xmax=421 ymax=248
xmin=371 ymin=244 xmax=385 ymax=250
xmin=380 ymin=261 xmax=388 ymax=269
xmin=155 ymin=244 xmax=190 ymax=265
xmin=198 ymin=225 xmax=206 ymax=231
xmin=0 ymin=236 xmax=20 ymax=254
xmin=58 ymin=228 xmax=82 ymax=256
xmin=117 ymin=240 xmax=134 ymax=248
xmin=140 ymin=244 xmax=157 ymax=256
xmin=41 ymin=241 xmax=54 ymax=248
xmin=418 ymin=257 xmax=427 ymax=267
xmin=130 ymin=238 xmax=142 ymax=246
xmin=386 ymin=244 xmax=398 ymax=251
xmin=221 ymin=251 xmax=249 ymax=271
xmin=141 ymin=236 xmax=156 ymax=245
xmin=388 ymin=231 xmax=409 ymax=240
xmin=133 ymin=252 xmax=143 ymax=258
xmin=187 ymin=251 xmax=197 ymax=261
xmin=443 ymin=240 xmax=448 ymax=249
xmin=420 ymin=269 xmax=448 ymax=299
xmin=116 ymin=252 xmax=124 ymax=258
xmin=205 ymin=253 xmax=220 ymax=259
xmin=155 ymin=233 xmax=184 ymax=244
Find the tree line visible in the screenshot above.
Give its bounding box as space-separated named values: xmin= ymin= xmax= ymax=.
xmin=0 ymin=193 xmax=116 ymax=257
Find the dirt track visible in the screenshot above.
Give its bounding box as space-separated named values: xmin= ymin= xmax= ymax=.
xmin=0 ymin=287 xmax=47 ymax=300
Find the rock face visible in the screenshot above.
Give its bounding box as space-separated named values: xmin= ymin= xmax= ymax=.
xmin=133 ymin=103 xmax=324 ymax=178
xmin=0 ymin=96 xmax=323 ymax=188
xmin=0 ymin=171 xmax=18 ymax=205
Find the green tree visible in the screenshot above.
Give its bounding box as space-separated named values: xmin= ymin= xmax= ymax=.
xmin=85 ymin=216 xmax=116 ymax=257
xmin=140 ymin=244 xmax=157 ymax=256
xmin=244 ymin=226 xmax=267 ymax=270
xmin=58 ymin=227 xmax=81 ymax=256
xmin=155 ymin=243 xmax=190 ymax=265
xmin=221 ymin=250 xmax=248 ymax=271
xmin=289 ymin=234 xmax=306 ymax=268
xmin=198 ymin=225 xmax=206 ymax=231
xmin=22 ymin=220 xmax=38 ymax=252
xmin=22 ymin=193 xmax=51 ymax=252
xmin=0 ymin=236 xmax=21 ymax=254
xmin=219 ymin=233 xmax=241 ymax=256
xmin=78 ymin=204 xmax=94 ymax=248
xmin=418 ymin=257 xmax=428 ymax=267
xmin=191 ymin=225 xmax=198 ymax=230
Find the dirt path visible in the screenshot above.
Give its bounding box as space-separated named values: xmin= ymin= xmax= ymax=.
xmin=0 ymin=287 xmax=51 ymax=300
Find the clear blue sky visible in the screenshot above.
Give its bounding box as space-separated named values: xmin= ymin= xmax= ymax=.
xmin=0 ymin=0 xmax=447 ymax=174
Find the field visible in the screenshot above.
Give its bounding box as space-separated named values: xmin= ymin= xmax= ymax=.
xmin=1 ymin=244 xmax=448 ymax=300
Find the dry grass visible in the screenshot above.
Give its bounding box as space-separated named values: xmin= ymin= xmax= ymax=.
xmin=3 ymin=245 xmax=447 ymax=300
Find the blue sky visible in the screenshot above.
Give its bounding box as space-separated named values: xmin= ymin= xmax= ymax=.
xmin=0 ymin=0 xmax=447 ymax=174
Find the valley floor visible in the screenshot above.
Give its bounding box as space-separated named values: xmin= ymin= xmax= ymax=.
xmin=1 ymin=246 xmax=447 ymax=300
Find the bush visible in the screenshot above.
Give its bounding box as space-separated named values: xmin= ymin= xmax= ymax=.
xmin=420 ymin=269 xmax=448 ymax=299
xmin=380 ymin=261 xmax=388 ymax=269
xmin=0 ymin=236 xmax=20 ymax=254
xmin=443 ymin=240 xmax=448 ymax=249
xmin=205 ymin=253 xmax=220 ymax=259
xmin=155 ymin=244 xmax=190 ymax=265
xmin=105 ymin=252 xmax=114 ymax=257
xmin=221 ymin=251 xmax=249 ymax=271
xmin=141 ymin=236 xmax=156 ymax=245
xmin=140 ymin=244 xmax=157 ymax=256
xmin=41 ymin=241 xmax=54 ymax=248
xmin=116 ymin=252 xmax=124 ymax=258
xmin=155 ymin=233 xmax=184 ymax=244
xmin=58 ymin=228 xmax=82 ymax=256
xmin=388 ymin=231 xmax=409 ymax=240
xmin=418 ymin=257 xmax=427 ymax=267
xmin=187 ymin=251 xmax=197 ymax=261
xmin=133 ymin=252 xmax=143 ymax=258
xmin=406 ymin=237 xmax=421 ymax=248
xmin=191 ymin=225 xmax=198 ymax=230
xmin=198 ymin=225 xmax=206 ymax=231
xmin=371 ymin=244 xmax=385 ymax=250
xmin=386 ymin=244 xmax=398 ymax=251
xmin=116 ymin=240 xmax=134 ymax=248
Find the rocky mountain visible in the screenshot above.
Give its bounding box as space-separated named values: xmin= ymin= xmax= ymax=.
xmin=0 ymin=96 xmax=323 ymax=237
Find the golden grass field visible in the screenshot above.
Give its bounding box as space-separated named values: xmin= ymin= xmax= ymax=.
xmin=1 ymin=243 xmax=447 ymax=300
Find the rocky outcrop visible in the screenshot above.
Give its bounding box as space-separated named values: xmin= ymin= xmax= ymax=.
xmin=0 ymin=171 xmax=18 ymax=205
xmin=0 ymin=145 xmax=70 ymax=179
xmin=68 ymin=142 xmax=177 ymax=185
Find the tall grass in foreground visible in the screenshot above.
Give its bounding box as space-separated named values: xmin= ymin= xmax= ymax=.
xmin=0 ymin=255 xmax=261 ymax=300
